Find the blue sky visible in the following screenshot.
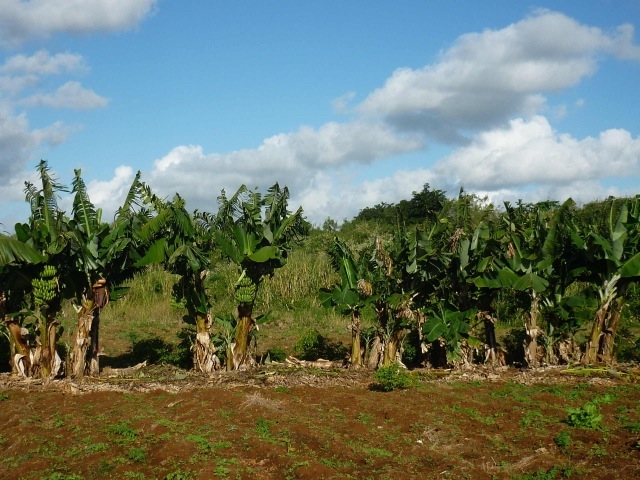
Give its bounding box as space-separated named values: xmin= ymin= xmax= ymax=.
xmin=1 ymin=0 xmax=639 ymax=228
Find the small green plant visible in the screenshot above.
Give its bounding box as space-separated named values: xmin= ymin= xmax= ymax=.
xmin=566 ymin=402 xmax=603 ymax=429
xmin=255 ymin=418 xmax=274 ymax=440
xmin=623 ymin=422 xmax=640 ymax=434
xmin=186 ymin=434 xmax=213 ymax=454
xmin=372 ymin=364 xmax=412 ymax=391
xmin=357 ymin=412 xmax=373 ymax=425
xmin=127 ymin=447 xmax=147 ymax=463
xmin=275 ymin=386 xmax=291 ymax=394
xmin=0 ymin=393 xmax=8 ymax=401
xmin=107 ymin=421 xmax=138 ymax=442
xmin=165 ymin=470 xmax=193 ymax=480
xmin=554 ymin=431 xmax=572 ymax=450
xmin=124 ymin=472 xmax=147 ymax=479
xmin=39 ymin=474 xmax=83 ymax=480
xmin=515 ymin=466 xmax=573 ymax=479
xmin=86 ymin=442 xmax=110 ymax=454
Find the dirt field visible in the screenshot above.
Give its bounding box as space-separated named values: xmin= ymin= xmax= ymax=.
xmin=1 ymin=365 xmax=639 ymax=479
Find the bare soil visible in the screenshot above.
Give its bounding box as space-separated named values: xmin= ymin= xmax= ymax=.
xmin=1 ymin=365 xmax=639 ymax=479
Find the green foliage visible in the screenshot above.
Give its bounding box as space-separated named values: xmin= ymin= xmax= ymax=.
xmin=265 ymin=346 xmax=287 ymax=362
xmin=293 ymin=329 xmax=346 ymax=361
xmin=255 ymin=417 xmax=275 ymax=440
xmin=514 ymin=466 xmax=574 ymax=480
xmin=127 ymin=447 xmax=147 ymax=463
xmin=566 ymin=402 xmax=603 ymax=429
xmin=106 ymin=421 xmax=138 ymax=442
xmin=423 ymin=307 xmax=479 ymax=363
xmin=502 ymin=328 xmax=527 ymax=366
xmin=39 ymin=474 xmax=84 ymax=480
xmin=165 ymin=470 xmax=194 ymax=480
xmin=372 ymin=364 xmax=413 ymax=391
xmin=554 ymin=431 xmax=572 ymax=450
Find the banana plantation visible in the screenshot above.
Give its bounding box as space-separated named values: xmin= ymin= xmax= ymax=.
xmin=2 ymin=161 xmax=640 ymax=379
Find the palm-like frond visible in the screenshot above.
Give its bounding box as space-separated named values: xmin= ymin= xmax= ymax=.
xmin=71 ymin=169 xmax=98 ymax=237
xmin=35 ymin=160 xmax=67 ymax=239
xmin=216 ymin=185 xmax=249 ymax=226
xmin=0 ymin=235 xmax=44 ymax=266
xmin=114 ymin=171 xmax=144 ymax=222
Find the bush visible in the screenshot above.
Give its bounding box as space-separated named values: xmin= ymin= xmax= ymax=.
xmin=294 ymin=329 xmax=346 ymax=361
xmin=566 ymin=402 xmax=603 ymax=429
xmin=502 ymin=327 xmax=526 ymax=366
xmin=265 ymin=346 xmax=287 ymax=362
xmin=372 ymin=364 xmax=413 ymax=391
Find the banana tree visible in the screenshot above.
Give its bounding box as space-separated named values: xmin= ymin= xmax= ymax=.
xmin=0 ymin=235 xmax=44 ymax=374
xmin=65 ymin=169 xmax=150 ymax=377
xmin=320 ymin=236 xmax=372 ymax=368
xmin=474 ymin=199 xmax=580 ymax=367
xmin=136 ymin=191 xmax=221 ymax=373
xmin=581 ymin=196 xmax=640 ymax=364
xmin=212 ymin=184 xmax=308 ymax=370
xmin=362 ymin=230 xmax=422 ymax=369
xmin=12 ymin=160 xmax=70 ymax=378
xmin=436 ymin=191 xmax=502 ymax=366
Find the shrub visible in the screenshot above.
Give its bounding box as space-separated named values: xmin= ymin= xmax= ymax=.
xmin=502 ymin=327 xmax=527 ymax=366
xmin=265 ymin=346 xmax=287 ymax=362
xmin=554 ymin=431 xmax=572 ymax=449
xmin=294 ymin=329 xmax=346 ymax=361
xmin=372 ymin=364 xmax=413 ymax=391
xmin=566 ymin=402 xmax=603 ymax=429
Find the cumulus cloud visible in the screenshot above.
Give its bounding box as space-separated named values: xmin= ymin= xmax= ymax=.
xmin=358 ymin=10 xmax=640 ymax=142
xmin=0 ymin=51 xmax=104 ymax=196
xmin=0 ymin=0 xmax=158 ymax=47
xmin=0 ymin=50 xmax=86 ymax=75
xmin=148 ymin=121 xmax=423 ymax=210
xmin=292 ymin=168 xmax=437 ymax=225
xmin=435 ymin=115 xmax=640 ymax=191
xmin=86 ymin=165 xmax=136 ymax=219
xmin=20 ymin=81 xmax=109 ymax=109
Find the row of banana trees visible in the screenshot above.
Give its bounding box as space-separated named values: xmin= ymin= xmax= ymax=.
xmin=322 ymin=191 xmax=640 ymax=369
xmin=2 ymin=162 xmax=639 ymax=378
xmin=0 ymin=161 xmax=308 ymax=378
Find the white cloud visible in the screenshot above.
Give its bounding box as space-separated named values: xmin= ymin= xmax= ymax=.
xmin=20 ymin=81 xmax=109 ymax=109
xmin=358 ymin=10 xmax=640 ymax=142
xmin=86 ymin=165 xmax=136 ymax=219
xmin=292 ymin=168 xmax=436 ymax=225
xmin=0 ymin=50 xmax=86 ymax=75
xmin=0 ymin=51 xmax=89 ymax=99
xmin=0 ymin=107 xmax=49 ymax=177
xmin=148 ymin=121 xmax=423 ymax=211
xmin=0 ymin=107 xmax=74 ymax=220
xmin=0 ymin=0 xmax=158 ymax=47
xmin=435 ymin=115 xmax=640 ymax=191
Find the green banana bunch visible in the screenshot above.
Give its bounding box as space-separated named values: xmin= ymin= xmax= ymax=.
xmin=234 ymin=271 xmax=256 ymax=304
xmin=32 ymin=265 xmax=58 ymax=306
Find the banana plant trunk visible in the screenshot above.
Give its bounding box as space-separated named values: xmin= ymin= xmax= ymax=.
xmin=382 ymin=336 xmax=399 ymax=367
xmin=350 ymin=310 xmax=362 ymax=368
xmin=582 ymin=293 xmax=624 ymax=365
xmin=70 ymin=298 xmax=98 ymax=378
xmin=232 ymin=303 xmax=255 ymax=370
xmin=193 ymin=312 xmax=219 ymax=372
xmin=482 ymin=312 xmax=502 ymax=366
xmin=4 ymin=318 xmax=30 ymax=376
xmin=524 ymin=291 xmax=541 ymax=368
xmin=33 ymin=309 xmax=59 ymax=378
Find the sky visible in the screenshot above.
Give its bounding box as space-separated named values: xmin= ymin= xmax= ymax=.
xmin=0 ymin=0 xmax=639 ymax=229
